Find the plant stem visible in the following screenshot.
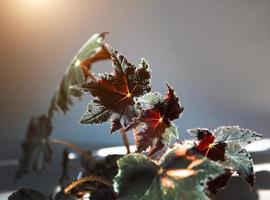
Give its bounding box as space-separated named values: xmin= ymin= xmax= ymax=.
xmin=132 ymin=128 xmax=138 ymax=146
xmin=88 ymin=72 xmax=97 ymax=82
xmin=80 ymin=63 xmax=97 ymax=82
xmin=64 ymin=175 xmax=112 ymax=194
xmin=50 ymin=139 xmax=95 ymax=166
xmin=119 ymin=129 xmax=131 ymax=154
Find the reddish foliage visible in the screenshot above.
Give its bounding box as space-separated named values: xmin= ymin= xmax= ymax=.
xmin=80 ymin=47 xmax=151 ymax=132
xmin=195 ymin=130 xmax=226 ymax=161
xmin=126 ymin=84 xmax=183 ymax=155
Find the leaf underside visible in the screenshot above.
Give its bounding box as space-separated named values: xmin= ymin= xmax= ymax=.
xmin=48 ymin=32 xmax=110 ymax=116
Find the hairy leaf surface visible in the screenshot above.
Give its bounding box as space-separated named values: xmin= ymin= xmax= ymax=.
xmin=125 ymin=84 xmax=183 ymax=155
xmin=80 ymin=47 xmax=151 ymax=132
xmin=114 ymin=145 xmax=225 ymax=200
xmin=221 ymin=143 xmax=255 ymax=186
xmin=188 ymin=128 xmax=226 ymax=161
xmin=188 ymin=126 xmax=262 ymax=187
xmin=213 ymin=126 xmax=262 ymax=146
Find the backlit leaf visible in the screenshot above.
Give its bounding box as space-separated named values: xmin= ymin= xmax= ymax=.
xmin=125 ymin=84 xmax=183 ymax=155
xmin=188 ymin=126 xmax=262 ymax=187
xmin=80 ymin=47 xmax=151 ymax=132
xmin=48 ymin=32 xmax=110 ymax=116
xmin=220 ymin=143 xmax=255 ymax=187
xmin=188 ymin=128 xmax=226 ymax=161
xmin=212 ymin=126 xmax=262 ymax=146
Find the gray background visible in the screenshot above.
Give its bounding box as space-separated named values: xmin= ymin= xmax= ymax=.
xmin=0 ymin=0 xmax=269 ymax=199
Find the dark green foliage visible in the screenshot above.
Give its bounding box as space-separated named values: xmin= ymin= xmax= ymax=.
xmin=8 ymin=188 xmax=50 ymax=200
xmin=80 ymin=154 xmax=122 ymax=182
xmin=189 ymin=126 xmax=262 ymax=187
xmin=13 ymin=33 xmax=262 ymax=200
xmin=114 ymin=145 xmax=226 ymax=200
xmin=16 ymin=114 xmax=52 ymax=178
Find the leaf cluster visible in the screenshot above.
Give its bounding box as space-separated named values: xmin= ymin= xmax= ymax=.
xmin=12 ymin=33 xmax=263 ymax=200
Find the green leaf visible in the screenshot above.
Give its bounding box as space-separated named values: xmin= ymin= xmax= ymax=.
xmin=212 ymin=126 xmax=262 ymax=146
xmin=114 ymin=145 xmax=225 ymax=200
xmin=188 ymin=126 xmax=262 ymax=187
xmin=48 ymin=32 xmax=110 ymax=116
xmin=16 ymin=114 xmax=52 ymax=178
xmin=114 ymin=153 xmax=159 ymax=200
xmin=219 ymin=143 xmax=255 ymax=187
xmin=80 ymin=100 xmax=111 ymax=124
xmin=8 ymin=188 xmax=50 ymax=200
xmin=212 ymin=126 xmax=261 ymax=187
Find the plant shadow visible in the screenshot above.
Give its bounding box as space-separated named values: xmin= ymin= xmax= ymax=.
xmin=216 ymin=170 xmax=270 ymax=200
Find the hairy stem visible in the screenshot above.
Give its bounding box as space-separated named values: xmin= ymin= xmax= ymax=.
xmin=50 ymin=139 xmax=95 ymax=166
xmin=64 ymin=175 xmax=112 ymax=194
xmin=119 ymin=129 xmax=131 ymax=154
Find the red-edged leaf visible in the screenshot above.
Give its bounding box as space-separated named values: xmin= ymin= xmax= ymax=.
xmin=190 ymin=129 xmax=226 ymax=161
xmin=163 ymin=83 xmax=183 ymax=121
xmin=188 ymin=126 xmax=262 ymax=187
xmin=80 ymin=46 xmax=151 ymax=132
xmin=126 ymin=84 xmax=183 ymax=155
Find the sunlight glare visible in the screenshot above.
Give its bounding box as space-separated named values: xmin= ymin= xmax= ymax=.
xmin=22 ymin=0 xmax=51 ymax=7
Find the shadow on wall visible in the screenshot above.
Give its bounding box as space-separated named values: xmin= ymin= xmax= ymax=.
xmin=217 ymin=145 xmax=270 ymax=200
